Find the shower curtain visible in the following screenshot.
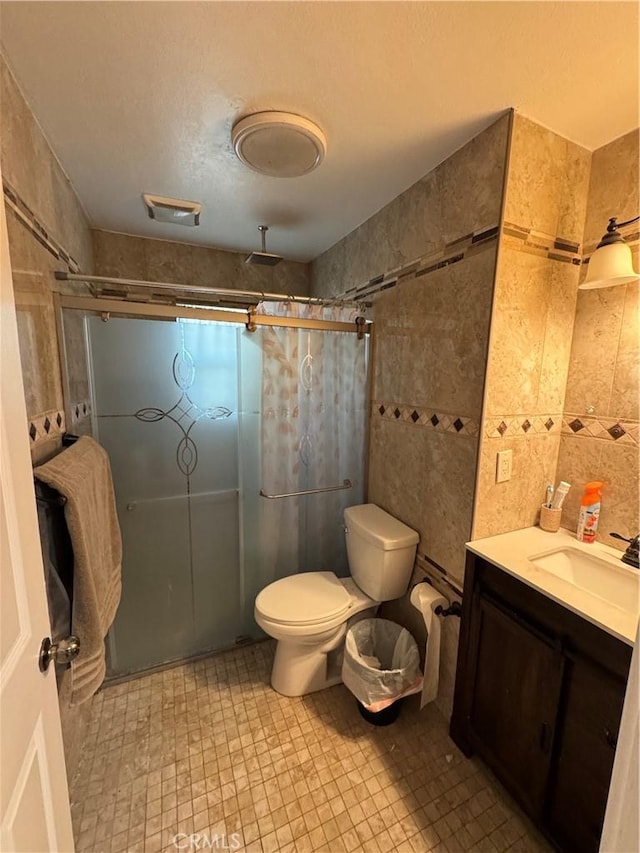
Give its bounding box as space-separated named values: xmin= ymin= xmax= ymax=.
xmin=258 ymin=302 xmax=369 ymax=582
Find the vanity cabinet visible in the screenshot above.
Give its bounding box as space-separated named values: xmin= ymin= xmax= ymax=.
xmin=545 ymin=652 xmax=627 ymax=852
xmin=451 ymin=553 xmax=632 ymax=853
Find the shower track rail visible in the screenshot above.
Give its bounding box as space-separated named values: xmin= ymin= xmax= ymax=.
xmin=259 ymin=479 xmax=352 ymax=499
xmin=54 ymin=271 xmax=371 ymax=310
xmin=56 ymin=294 xmax=371 ymax=336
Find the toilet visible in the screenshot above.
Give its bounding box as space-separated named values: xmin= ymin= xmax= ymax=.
xmin=254 ymin=503 xmax=419 ymax=697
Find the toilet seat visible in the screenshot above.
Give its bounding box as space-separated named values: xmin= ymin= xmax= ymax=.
xmin=255 ymin=571 xmax=351 ymax=627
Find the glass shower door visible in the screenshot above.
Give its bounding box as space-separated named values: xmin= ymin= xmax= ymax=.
xmin=87 ymin=315 xmax=246 ymax=675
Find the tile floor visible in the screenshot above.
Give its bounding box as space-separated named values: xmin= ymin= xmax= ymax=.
xmin=70 ymin=642 xmax=550 ymax=853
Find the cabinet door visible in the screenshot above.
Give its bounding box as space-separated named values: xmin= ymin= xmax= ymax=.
xmin=468 ymin=594 xmax=564 ymax=817
xmin=545 ymin=653 xmax=626 ymax=853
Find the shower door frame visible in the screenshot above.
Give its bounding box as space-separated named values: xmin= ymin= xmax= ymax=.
xmin=54 ymin=291 xmax=373 ymax=676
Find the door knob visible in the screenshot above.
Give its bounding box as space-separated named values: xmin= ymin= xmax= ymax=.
xmin=39 ymin=635 xmax=80 ymax=672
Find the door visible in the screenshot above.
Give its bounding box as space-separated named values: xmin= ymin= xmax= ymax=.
xmin=546 ymin=652 xmax=628 ymax=853
xmin=601 ymin=622 xmax=640 ymax=853
xmin=467 ymin=593 xmax=564 ymax=817
xmin=0 ymin=182 xmax=74 ymax=849
xmin=85 ymin=314 xmax=250 ymax=675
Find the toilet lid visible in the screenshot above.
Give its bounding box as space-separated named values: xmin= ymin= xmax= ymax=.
xmin=256 ymin=571 xmax=351 ymax=625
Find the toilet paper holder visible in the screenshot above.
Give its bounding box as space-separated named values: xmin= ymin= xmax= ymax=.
xmin=411 ymin=580 xmax=462 ymax=618
xmin=435 ymin=600 xmax=462 ymax=618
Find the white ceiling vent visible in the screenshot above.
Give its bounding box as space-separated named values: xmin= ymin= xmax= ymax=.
xmin=231 ymin=111 xmax=326 ymax=178
xmin=142 ymin=194 xmax=201 ymax=226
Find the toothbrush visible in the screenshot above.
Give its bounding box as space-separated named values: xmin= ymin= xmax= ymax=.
xmin=551 ymin=481 xmax=571 ymax=510
xmin=545 ymin=483 xmax=554 ymax=508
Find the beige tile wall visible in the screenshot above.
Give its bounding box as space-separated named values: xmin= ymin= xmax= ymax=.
xmin=92 ymin=229 xmax=311 ymax=296
xmin=556 ymin=129 xmax=639 ymax=546
xmin=369 ymin=247 xmax=498 ymax=582
xmin=473 ymin=115 xmax=591 ymax=539
xmin=1 ymin=52 xmax=95 ymax=782
xmin=313 ymin=113 xmax=512 ymax=719
xmin=312 ymin=113 xmax=509 ymax=298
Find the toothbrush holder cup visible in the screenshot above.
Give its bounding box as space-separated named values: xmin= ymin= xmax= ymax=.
xmin=540 ymin=504 xmax=562 ymax=533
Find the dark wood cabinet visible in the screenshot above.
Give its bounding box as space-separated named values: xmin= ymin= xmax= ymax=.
xmin=467 ymin=594 xmax=564 ymax=817
xmin=451 ymin=553 xmax=632 ymax=853
xmin=546 ymin=653 xmax=626 ymax=852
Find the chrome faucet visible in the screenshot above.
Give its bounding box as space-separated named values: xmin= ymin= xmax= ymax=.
xmin=610 ymin=532 xmax=640 ymax=569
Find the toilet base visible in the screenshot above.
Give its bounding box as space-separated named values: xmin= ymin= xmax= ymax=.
xmin=270 ymin=635 xmax=345 ymax=697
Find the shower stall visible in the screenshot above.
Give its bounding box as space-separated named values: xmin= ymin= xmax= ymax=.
xmin=58 ymin=284 xmax=369 ymax=678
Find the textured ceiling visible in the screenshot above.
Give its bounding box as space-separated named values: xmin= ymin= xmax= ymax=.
xmin=0 ymin=1 xmax=638 ymax=262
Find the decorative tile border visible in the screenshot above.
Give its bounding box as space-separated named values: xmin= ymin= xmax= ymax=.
xmin=331 ymin=215 xmax=637 ymax=304
xmin=372 ymin=401 xmax=479 ymax=436
xmin=501 ymin=221 xmax=582 ymax=265
xmin=70 ymin=399 xmax=92 ymax=426
xmin=3 ymin=179 xmax=81 ymax=273
xmin=335 ymin=223 xmax=500 ymax=302
xmin=562 ymin=414 xmax=638 ymax=446
xmin=28 ymin=409 xmax=65 ymax=445
xmin=484 ymin=414 xmax=562 ymax=439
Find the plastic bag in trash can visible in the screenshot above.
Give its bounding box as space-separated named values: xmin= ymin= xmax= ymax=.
xmin=342 ymin=618 xmax=422 ymax=712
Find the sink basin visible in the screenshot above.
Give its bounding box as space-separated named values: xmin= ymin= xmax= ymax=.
xmin=529 ymin=546 xmax=640 ymax=615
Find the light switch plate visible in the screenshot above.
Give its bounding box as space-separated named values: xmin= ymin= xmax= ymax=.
xmin=496 ymin=449 xmax=512 ymax=483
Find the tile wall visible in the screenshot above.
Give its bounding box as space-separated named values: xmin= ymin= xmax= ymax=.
xmin=91 ymin=229 xmax=311 ymax=297
xmin=556 ymin=129 xmax=639 ymax=545
xmin=2 ymin=47 xmax=311 ymax=786
xmin=1 ymin=51 xmax=95 ymax=781
xmin=473 ymin=114 xmax=591 ymax=539
xmin=312 ymin=113 xmax=512 ymax=719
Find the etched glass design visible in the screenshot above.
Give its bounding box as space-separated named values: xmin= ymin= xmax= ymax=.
xmin=133 ymin=325 xmax=232 ymax=477
xmin=85 ymin=316 xmax=245 ymax=676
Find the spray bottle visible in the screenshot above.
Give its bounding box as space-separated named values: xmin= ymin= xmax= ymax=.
xmin=576 ymin=482 xmax=603 ymax=543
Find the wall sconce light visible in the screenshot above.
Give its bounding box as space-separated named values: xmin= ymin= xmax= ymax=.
xmin=579 ymin=216 xmax=640 ymax=290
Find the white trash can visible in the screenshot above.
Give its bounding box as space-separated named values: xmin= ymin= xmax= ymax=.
xmin=342 ymin=618 xmax=422 ymax=725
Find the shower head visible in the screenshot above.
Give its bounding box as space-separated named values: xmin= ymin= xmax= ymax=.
xmin=245 ymin=225 xmax=283 ymax=266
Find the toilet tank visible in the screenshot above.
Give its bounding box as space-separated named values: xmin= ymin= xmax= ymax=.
xmin=344 ymin=504 xmax=419 ymax=601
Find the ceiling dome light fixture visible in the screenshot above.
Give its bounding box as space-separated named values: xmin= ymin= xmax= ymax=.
xmin=580 ymin=215 xmax=640 ymax=290
xmin=231 ymin=111 xmax=327 ymax=178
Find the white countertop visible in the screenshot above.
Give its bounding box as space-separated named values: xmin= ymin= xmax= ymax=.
xmin=467 ymin=527 xmax=639 ymax=646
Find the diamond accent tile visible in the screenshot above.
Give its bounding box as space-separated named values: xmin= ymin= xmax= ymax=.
xmin=497 ymin=421 xmax=507 ymax=436
xmin=562 ymin=415 xmax=638 ymax=445
xmin=608 ymin=423 xmax=626 ymax=440
xmin=569 ymin=418 xmax=584 ymax=432
xmin=371 ymin=403 xmax=479 ymax=435
xmin=521 ymin=419 xmax=531 ymax=433
xmin=545 ymin=418 xmax=554 ymax=431
xmin=25 ymin=409 xmax=65 ymax=446
xmin=587 ymin=420 xmax=607 ymax=437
